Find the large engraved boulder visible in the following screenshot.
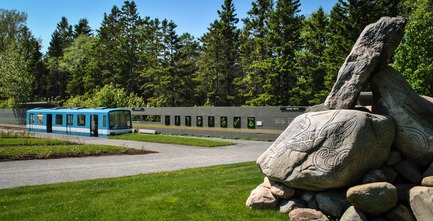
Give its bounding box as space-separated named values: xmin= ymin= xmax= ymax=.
xmin=370 ymin=66 xmax=433 ymax=166
xmin=324 ymin=16 xmax=405 ymax=109
xmin=257 ymin=110 xmax=395 ymax=191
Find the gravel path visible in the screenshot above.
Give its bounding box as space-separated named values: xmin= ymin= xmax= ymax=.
xmin=0 ymin=131 xmax=272 ymax=189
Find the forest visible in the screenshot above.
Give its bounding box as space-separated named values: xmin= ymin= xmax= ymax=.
xmin=0 ymin=0 xmax=432 ymax=108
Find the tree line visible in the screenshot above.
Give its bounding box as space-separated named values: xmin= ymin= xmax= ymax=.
xmin=1 ymin=0 xmax=432 ymax=108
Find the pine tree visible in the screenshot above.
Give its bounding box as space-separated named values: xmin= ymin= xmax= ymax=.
xmin=240 ymin=0 xmax=274 ymax=106
xmin=266 ymin=0 xmax=304 ymax=106
xmin=74 ymin=18 xmax=93 ymax=37
xmin=297 ymin=7 xmax=329 ymax=105
xmin=139 ymin=18 xmax=164 ymax=105
xmin=97 ymin=6 xmax=124 ymax=88
xmin=177 ymin=33 xmax=200 ymax=106
xmin=45 ymin=16 xmax=74 ymax=100
xmin=195 ymin=0 xmax=241 ymax=106
xmin=120 ymin=1 xmax=142 ymax=94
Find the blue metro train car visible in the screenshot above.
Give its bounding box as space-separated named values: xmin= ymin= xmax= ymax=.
xmin=27 ymin=108 xmax=133 ymax=137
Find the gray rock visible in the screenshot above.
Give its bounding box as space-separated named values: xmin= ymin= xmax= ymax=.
xmin=346 ymin=182 xmax=397 ymax=216
xmin=269 ymin=180 xmax=295 ymax=199
xmin=423 ymin=161 xmax=433 ymax=177
xmin=370 ymin=66 xmax=433 ymax=166
xmin=260 ymin=177 xmax=271 ymax=188
xmin=324 ymin=17 xmax=406 ymax=109
xmin=246 ymin=185 xmax=278 ymax=210
xmin=394 ymin=159 xmax=423 ymax=184
xmin=421 ymin=176 xmax=433 ymax=187
xmin=307 ymin=198 xmax=319 ymax=210
xmin=386 ymin=150 xmax=402 ymax=166
xmin=396 ymin=183 xmax=416 ymax=204
xmin=409 ymin=186 xmax=433 ymax=221
xmin=380 ymin=166 xmax=399 ymax=183
xmin=362 ymin=169 xmax=387 ymax=184
xmin=278 ymin=198 xmax=306 ymax=213
xmin=289 ymin=208 xmax=330 ymax=221
xmin=300 ymin=190 xmax=316 ymax=203
xmin=385 ymin=204 xmax=416 ymax=221
xmin=340 ymin=206 xmax=367 ymax=221
xmin=315 ymin=190 xmax=349 ymax=217
xmin=257 ymin=110 xmax=395 ymax=191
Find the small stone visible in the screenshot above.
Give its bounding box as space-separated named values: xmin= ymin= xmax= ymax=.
xmin=394 ymin=159 xmax=423 ymax=184
xmin=409 ymin=186 xmax=433 ymax=221
xmin=381 ymin=166 xmax=399 ymax=183
xmin=362 ymin=169 xmax=387 ymax=184
xmin=421 ymin=176 xmax=433 ymax=187
xmin=347 ymin=182 xmax=397 ymax=216
xmin=340 ymin=206 xmax=367 ymax=221
xmin=385 ymin=204 xmax=416 ymax=221
xmin=315 ymin=190 xmax=349 ymax=217
xmin=300 ymin=190 xmax=316 ymax=203
xmin=269 ymin=180 xmax=295 ymax=199
xmin=278 ymin=198 xmax=306 ymax=214
xmin=246 ymin=185 xmax=278 ymax=210
xmin=289 ymin=208 xmax=329 ymax=221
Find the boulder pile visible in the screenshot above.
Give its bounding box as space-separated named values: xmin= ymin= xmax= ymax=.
xmin=246 ymin=17 xmax=433 ymax=221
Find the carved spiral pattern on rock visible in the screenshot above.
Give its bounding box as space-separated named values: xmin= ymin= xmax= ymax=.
xmin=313 ymin=148 xmax=352 ymax=181
xmin=400 ymin=126 xmax=429 ymax=153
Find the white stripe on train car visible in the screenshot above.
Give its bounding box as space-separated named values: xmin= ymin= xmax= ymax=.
xmin=28 ymin=125 xmax=131 ymax=136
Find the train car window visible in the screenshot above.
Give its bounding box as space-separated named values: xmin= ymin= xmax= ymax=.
xmin=78 ymin=114 xmax=86 ymax=126
xmin=37 ymin=114 xmax=44 ymax=124
xmin=56 ymin=114 xmax=63 ymax=125
xmin=109 ymin=110 xmax=131 ymax=129
xmin=103 ymin=115 xmax=107 ymax=128
xmin=29 ymin=114 xmax=34 ymax=124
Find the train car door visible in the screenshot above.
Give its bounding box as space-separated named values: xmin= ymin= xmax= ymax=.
xmin=66 ymin=114 xmax=73 ymax=135
xmin=90 ymin=115 xmax=99 ymax=137
xmin=46 ymin=114 xmax=53 ymax=133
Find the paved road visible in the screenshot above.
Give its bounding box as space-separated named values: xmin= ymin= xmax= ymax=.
xmin=0 ymin=131 xmax=272 ymax=189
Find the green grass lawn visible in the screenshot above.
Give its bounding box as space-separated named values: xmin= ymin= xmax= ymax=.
xmin=0 ymin=162 xmax=286 ymax=221
xmin=110 ymin=133 xmax=236 ymax=147
xmin=0 ymin=132 xmax=151 ymax=161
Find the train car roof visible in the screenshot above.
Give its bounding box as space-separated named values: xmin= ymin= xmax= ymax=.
xmin=27 ymin=107 xmax=130 ymax=114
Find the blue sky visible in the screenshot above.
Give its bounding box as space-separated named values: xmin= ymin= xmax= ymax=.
xmin=1 ymin=0 xmax=337 ymax=54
